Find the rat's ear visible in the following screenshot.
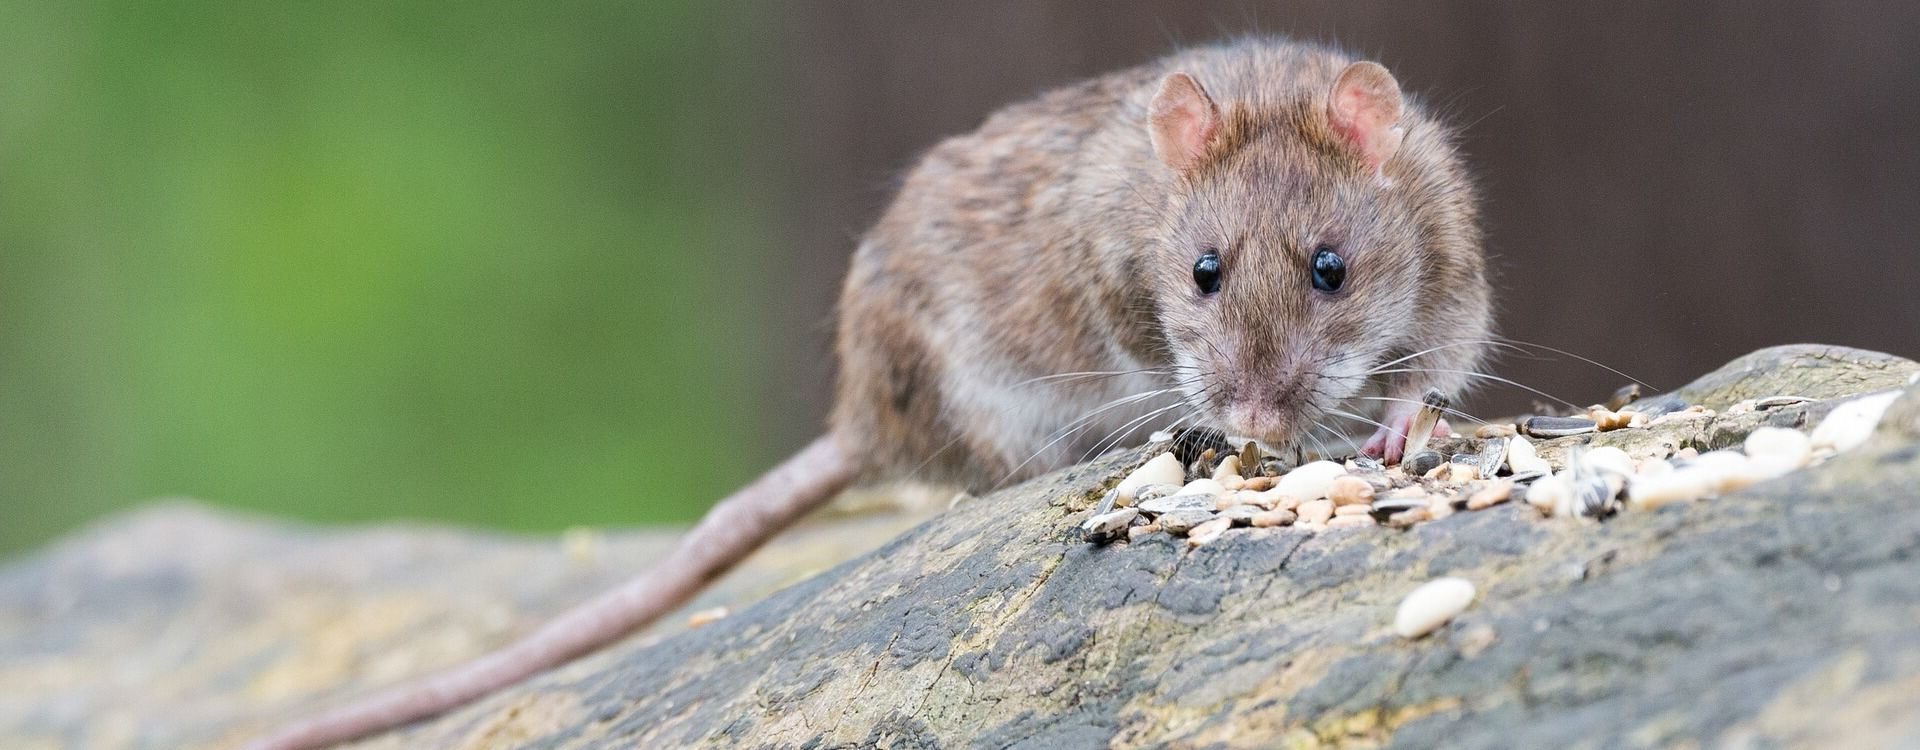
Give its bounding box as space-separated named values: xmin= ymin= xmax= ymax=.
xmin=1327 ymin=61 xmax=1405 ymax=174
xmin=1149 ymin=72 xmax=1222 ymax=172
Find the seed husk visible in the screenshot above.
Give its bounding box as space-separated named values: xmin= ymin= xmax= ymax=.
xmin=1522 ymin=416 xmax=1599 ymax=438
xmin=1404 ymin=390 xmax=1451 ymax=460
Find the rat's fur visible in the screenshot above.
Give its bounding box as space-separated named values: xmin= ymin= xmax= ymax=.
xmin=248 ymin=37 xmax=1489 ymax=750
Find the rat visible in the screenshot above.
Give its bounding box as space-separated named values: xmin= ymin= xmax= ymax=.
xmin=245 ymin=36 xmax=1490 ymax=750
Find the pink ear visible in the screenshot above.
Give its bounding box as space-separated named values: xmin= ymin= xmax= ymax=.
xmin=1327 ymin=61 xmax=1405 ymax=173
xmin=1149 ymin=73 xmax=1222 ymax=171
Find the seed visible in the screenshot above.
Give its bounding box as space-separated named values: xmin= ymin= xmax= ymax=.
xmin=1477 ymin=437 xmax=1510 ymax=479
xmin=1187 ymin=517 xmax=1233 ymax=547
xmin=1127 ymin=523 xmax=1161 ymax=542
xmin=1449 ymin=454 xmax=1480 ymax=482
xmin=1241 ymin=476 xmax=1276 ymax=491
xmin=1298 ymin=499 xmax=1335 ymax=525
xmin=1138 ymin=494 xmax=1215 ymax=515
xmin=1183 ymin=478 xmax=1230 ymax=498
xmin=1743 ymin=426 xmax=1812 ymax=475
xmin=1115 ymin=453 xmax=1186 ymax=504
xmin=1579 ymin=446 xmax=1634 ymax=478
xmin=1277 ymin=460 xmax=1349 ymax=501
xmin=1220 ymin=476 xmax=1246 ymax=491
xmin=1424 ymin=462 xmax=1453 ymax=481
xmin=1526 ymin=473 xmax=1571 ymax=516
xmin=1371 ymin=487 xmax=1429 ymax=514
xmin=1404 ymin=390 xmax=1451 ymax=459
xmin=1573 ymin=475 xmax=1615 ymax=517
xmin=1522 ymin=415 xmax=1599 ymax=438
xmin=1329 ymin=476 xmax=1376 ymax=506
xmin=1251 ymin=509 xmax=1297 ymax=527
xmin=1474 ymin=423 xmax=1518 ymax=439
xmin=1157 ymin=509 xmax=1215 ymax=535
xmin=1505 ymin=436 xmax=1551 ymax=475
xmin=1327 ymin=514 xmax=1377 ymax=529
xmin=1426 ymin=496 xmax=1455 ymax=520
xmin=1219 ymin=504 xmax=1264 ymax=525
xmin=1606 ymin=383 xmax=1642 ymax=411
xmin=1238 ymin=442 xmax=1262 ymax=476
xmin=1081 ymin=507 xmax=1141 ymax=543
xmin=1386 ymin=507 xmax=1430 ymax=527
xmin=1754 ymin=395 xmax=1812 ymax=410
xmin=1404 ymin=449 xmax=1445 ymax=477
xmin=1334 ymin=503 xmax=1372 ymax=517
xmin=1212 ymin=454 xmax=1242 ymax=482
xmin=687 ymin=606 xmax=730 ymax=628
xmin=1466 ymin=480 xmax=1514 ymax=510
xmin=1810 ymin=391 xmax=1900 ymax=454
xmin=1624 ymin=469 xmax=1715 ymax=511
xmin=1394 ymin=577 xmax=1477 ymax=638
xmin=1456 ymin=623 xmax=1499 ymax=659
xmin=1132 ymin=483 xmax=1181 ymax=506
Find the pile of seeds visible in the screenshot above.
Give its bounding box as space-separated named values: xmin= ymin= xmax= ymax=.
xmin=1080 ymin=386 xmax=1909 ymax=547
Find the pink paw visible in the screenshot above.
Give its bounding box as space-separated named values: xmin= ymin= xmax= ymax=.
xmin=1362 ymin=413 xmax=1450 ymax=465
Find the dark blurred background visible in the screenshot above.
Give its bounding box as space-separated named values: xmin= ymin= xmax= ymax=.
xmin=3 ymin=2 xmax=1915 ymax=556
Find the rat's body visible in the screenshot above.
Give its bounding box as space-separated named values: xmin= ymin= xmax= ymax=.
xmin=248 ymin=38 xmax=1489 ymax=750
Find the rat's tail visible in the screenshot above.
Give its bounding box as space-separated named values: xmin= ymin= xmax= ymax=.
xmin=243 ymin=433 xmax=860 ymax=750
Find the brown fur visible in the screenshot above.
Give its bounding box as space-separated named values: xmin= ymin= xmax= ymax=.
xmin=247 ymin=37 xmax=1491 ymax=749
xmin=835 ymin=37 xmax=1488 ymax=484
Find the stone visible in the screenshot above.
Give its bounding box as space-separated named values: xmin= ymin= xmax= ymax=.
xmin=11 ymin=344 xmax=1920 ymax=750
xmin=1394 ymin=577 xmax=1477 ymax=638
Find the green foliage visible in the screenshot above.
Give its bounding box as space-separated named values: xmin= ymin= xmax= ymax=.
xmin=0 ymin=1 xmax=777 ymax=554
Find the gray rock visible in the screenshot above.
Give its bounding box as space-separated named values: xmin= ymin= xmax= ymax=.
xmin=5 ymin=344 xmax=1920 ymax=750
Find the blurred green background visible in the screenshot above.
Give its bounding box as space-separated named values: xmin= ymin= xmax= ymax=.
xmin=0 ymin=2 xmax=783 ymax=556
xmin=5 ymin=2 xmax=1916 ymax=558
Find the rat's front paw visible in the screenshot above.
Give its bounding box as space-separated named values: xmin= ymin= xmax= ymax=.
xmin=1362 ymin=409 xmax=1450 ymax=464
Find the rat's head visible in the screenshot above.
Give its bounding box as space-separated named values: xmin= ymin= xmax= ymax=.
xmin=1143 ymin=59 xmax=1487 ymax=445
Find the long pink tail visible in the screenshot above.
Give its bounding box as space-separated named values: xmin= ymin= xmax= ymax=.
xmin=244 ymin=434 xmax=859 ymax=750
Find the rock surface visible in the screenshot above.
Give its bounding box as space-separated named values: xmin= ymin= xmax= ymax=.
xmin=5 ymin=345 xmax=1920 ymax=749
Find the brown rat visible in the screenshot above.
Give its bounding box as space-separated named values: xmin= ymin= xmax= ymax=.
xmin=246 ymin=37 xmax=1490 ymax=750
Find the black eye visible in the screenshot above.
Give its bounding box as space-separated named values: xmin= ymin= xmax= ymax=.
xmin=1193 ymin=251 xmax=1223 ymax=295
xmin=1311 ymin=245 xmax=1346 ymax=293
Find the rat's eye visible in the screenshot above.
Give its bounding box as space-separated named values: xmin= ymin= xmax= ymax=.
xmin=1192 ymin=251 xmax=1223 ymax=295
xmin=1311 ymin=246 xmax=1346 ymax=293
